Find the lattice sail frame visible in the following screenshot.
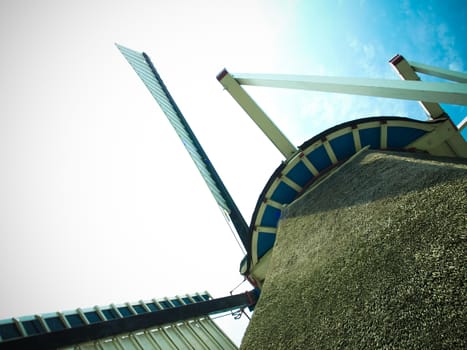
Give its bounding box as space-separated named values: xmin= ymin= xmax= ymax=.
xmin=116 ymin=44 xmax=250 ymax=251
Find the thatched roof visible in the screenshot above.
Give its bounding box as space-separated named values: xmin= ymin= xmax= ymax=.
xmin=241 ymin=150 xmax=466 ymax=349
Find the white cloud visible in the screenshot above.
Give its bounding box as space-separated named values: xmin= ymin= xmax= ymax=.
xmin=436 ymin=22 xmax=464 ymax=72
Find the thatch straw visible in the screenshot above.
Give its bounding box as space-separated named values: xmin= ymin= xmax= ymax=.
xmin=241 ymin=150 xmax=466 ymax=349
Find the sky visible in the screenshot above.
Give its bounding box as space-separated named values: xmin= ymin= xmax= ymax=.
xmin=0 ymin=0 xmax=465 ymax=345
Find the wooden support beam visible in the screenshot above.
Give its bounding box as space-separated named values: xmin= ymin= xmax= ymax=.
xmin=389 ymin=54 xmax=446 ymax=119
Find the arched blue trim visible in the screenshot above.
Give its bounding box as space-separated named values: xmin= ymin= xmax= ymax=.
xmin=248 ymin=116 xmax=444 ymax=271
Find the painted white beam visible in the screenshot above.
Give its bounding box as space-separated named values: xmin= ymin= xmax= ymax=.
xmin=231 ymin=73 xmax=467 ymax=106
xmin=409 ymin=60 xmax=467 ymax=83
xmin=389 ymin=54 xmax=446 ymax=119
xmin=458 ymin=116 xmax=467 ymax=131
xmin=217 ymin=69 xmax=297 ymax=159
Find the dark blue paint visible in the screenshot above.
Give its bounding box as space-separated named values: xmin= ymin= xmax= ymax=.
xmin=132 ymin=305 xmax=147 ymax=315
xmin=330 ymin=132 xmax=356 ymax=160
xmin=146 ymin=303 xmax=160 ymax=312
xmin=257 ymin=232 xmax=276 ymax=259
xmin=306 ymin=145 xmax=332 ymax=171
xmin=102 ymin=309 xmax=119 ymax=320
xmin=286 ymin=160 xmax=313 ymax=187
xmin=260 ymin=205 xmax=282 ymax=227
xmin=84 ymin=311 xmax=102 ymax=324
xmin=66 ymin=314 xmax=85 ymax=327
xmin=45 ymin=317 xmax=66 ymax=331
xmin=0 ymin=323 xmax=21 ymax=340
xmin=387 ymin=127 xmax=426 ymax=148
xmin=270 ymin=182 xmax=298 ymax=204
xmin=359 ymin=127 xmax=380 ymax=149
xmin=22 ymin=319 xmax=44 ymax=335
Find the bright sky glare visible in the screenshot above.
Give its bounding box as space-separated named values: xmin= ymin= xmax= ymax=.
xmin=0 ymin=0 xmax=465 ymax=345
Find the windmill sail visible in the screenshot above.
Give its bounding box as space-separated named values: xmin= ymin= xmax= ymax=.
xmin=116 ymin=44 xmax=250 ymax=251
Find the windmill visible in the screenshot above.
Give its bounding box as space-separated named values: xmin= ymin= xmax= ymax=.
xmin=113 ymin=45 xmax=467 ymax=296
xmin=115 ymin=46 xmax=467 ymax=346
xmin=216 ymin=57 xmax=467 ymax=287
xmin=117 ymin=45 xmax=467 ymax=291
xmin=0 ymin=45 xmax=465 ymax=348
